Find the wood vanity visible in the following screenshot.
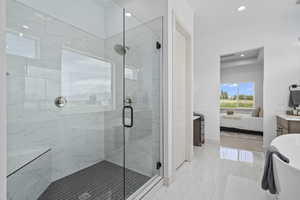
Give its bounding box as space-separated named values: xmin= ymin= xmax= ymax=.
xmin=277 ymin=115 xmax=300 ymax=136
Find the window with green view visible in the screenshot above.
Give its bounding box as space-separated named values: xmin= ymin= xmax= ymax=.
xmin=220 ymin=82 xmax=255 ymax=108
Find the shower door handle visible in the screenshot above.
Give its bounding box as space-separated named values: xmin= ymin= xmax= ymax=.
xmin=123 ymin=105 xmax=133 ymax=128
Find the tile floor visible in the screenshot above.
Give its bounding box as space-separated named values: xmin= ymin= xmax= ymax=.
xmin=38 ymin=161 xmax=150 ymax=200
xmin=150 ymin=133 xmax=275 ymax=200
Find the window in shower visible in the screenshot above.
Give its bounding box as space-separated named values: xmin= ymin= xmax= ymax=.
xmin=61 ymin=49 xmax=114 ymax=112
xmin=6 ymin=31 xmax=39 ymax=59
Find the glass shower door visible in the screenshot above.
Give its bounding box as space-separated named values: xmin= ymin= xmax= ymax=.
xmin=123 ymin=11 xmax=163 ymax=198
xmin=6 ymin=0 xmax=162 ymax=199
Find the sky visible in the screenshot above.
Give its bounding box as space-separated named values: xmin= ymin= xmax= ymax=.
xmin=221 ymin=82 xmax=254 ymax=97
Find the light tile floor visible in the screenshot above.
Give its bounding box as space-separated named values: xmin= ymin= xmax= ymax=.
xmin=150 ymin=134 xmax=274 ymax=200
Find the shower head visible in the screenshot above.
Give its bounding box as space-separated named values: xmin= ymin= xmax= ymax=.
xmin=114 ymin=44 xmax=130 ymax=56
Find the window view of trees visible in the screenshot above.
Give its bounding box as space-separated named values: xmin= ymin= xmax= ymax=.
xmin=220 ymin=82 xmax=254 ymax=108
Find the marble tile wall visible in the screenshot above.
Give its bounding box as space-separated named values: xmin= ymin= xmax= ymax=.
xmin=7 ymin=1 xmax=107 ymax=199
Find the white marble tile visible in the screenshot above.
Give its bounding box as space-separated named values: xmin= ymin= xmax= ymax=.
xmin=7 ymin=1 xmax=108 ymax=193
xmin=151 ymin=143 xmax=275 ymax=200
xmin=7 ymin=76 xmax=25 ymax=106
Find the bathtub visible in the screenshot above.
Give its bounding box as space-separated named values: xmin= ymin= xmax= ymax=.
xmin=271 ymin=134 xmax=300 ymax=200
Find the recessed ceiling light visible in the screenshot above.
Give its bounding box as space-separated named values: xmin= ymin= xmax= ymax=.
xmin=125 ymin=12 xmax=132 ymax=17
xmin=241 ymin=54 xmax=245 ymax=57
xmin=19 ymin=32 xmax=23 ymax=37
xmin=22 ymin=25 xmax=29 ymax=29
xmin=237 ymin=6 xmax=247 ymax=12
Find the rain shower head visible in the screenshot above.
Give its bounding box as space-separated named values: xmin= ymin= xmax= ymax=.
xmin=114 ymin=44 xmax=130 ymax=56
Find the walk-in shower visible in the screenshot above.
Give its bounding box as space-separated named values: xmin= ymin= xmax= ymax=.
xmin=6 ymin=0 xmax=163 ymax=199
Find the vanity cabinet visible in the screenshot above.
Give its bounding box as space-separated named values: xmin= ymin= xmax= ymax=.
xmin=277 ymin=115 xmax=300 ymax=136
xmin=193 ymin=115 xmax=205 ymax=146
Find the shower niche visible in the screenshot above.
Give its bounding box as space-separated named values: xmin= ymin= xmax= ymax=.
xmin=6 ymin=0 xmax=163 ymax=199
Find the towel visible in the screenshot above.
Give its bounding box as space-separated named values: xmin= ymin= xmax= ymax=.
xmin=261 ymin=146 xmax=289 ymax=194
xmin=289 ymin=90 xmax=300 ymax=108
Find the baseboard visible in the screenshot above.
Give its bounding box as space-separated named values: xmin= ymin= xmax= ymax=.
xmin=220 ymin=127 xmax=263 ymax=136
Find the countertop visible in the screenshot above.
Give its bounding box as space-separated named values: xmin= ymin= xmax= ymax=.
xmin=277 ymin=114 xmax=300 ymax=122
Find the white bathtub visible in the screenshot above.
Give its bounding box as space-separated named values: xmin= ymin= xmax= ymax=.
xmin=271 ymin=134 xmax=300 ymax=200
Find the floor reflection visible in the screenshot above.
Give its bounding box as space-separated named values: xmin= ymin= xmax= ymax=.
xmin=153 ymin=143 xmax=269 ymax=200
xmin=219 ymin=146 xmax=254 ymax=163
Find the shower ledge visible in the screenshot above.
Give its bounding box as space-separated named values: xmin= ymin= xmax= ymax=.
xmin=7 ymin=147 xmax=51 ymax=178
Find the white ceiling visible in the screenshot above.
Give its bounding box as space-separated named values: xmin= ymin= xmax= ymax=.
xmin=220 ymin=48 xmax=263 ymax=69
xmin=188 ymin=0 xmax=298 ymax=18
xmin=187 ymin=0 xmax=299 ymax=33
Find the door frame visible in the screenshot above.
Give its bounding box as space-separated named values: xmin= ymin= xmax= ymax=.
xmin=171 ymin=11 xmax=193 ymax=175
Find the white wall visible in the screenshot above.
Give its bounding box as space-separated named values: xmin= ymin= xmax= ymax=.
xmin=0 ymin=0 xmax=7 ymax=198
xmin=193 ymin=18 xmax=220 ymax=141
xmin=194 ymin=5 xmax=300 ymax=146
xmin=221 ymin=63 xmax=264 ymax=111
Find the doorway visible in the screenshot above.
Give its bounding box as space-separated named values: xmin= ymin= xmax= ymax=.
xmin=219 ymin=48 xmax=264 ymax=152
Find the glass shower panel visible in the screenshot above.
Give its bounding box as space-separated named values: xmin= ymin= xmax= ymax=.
xmin=123 ymin=12 xmax=163 ymax=197
xmin=6 ymin=0 xmax=126 ymax=200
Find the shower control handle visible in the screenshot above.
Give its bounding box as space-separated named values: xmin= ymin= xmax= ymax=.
xmin=123 ymin=105 xmax=133 ymax=128
xmin=54 ymin=96 xmax=67 ymax=108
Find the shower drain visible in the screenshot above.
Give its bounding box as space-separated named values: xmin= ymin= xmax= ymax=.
xmin=78 ymin=192 xmax=91 ymax=200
